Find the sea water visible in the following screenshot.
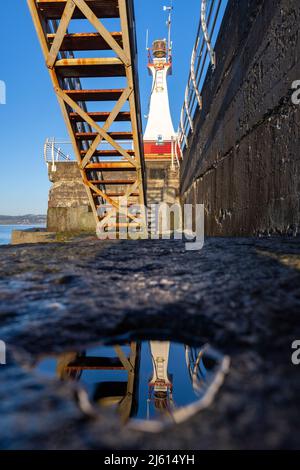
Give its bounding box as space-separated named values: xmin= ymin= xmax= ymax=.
xmin=0 ymin=225 xmax=45 ymax=245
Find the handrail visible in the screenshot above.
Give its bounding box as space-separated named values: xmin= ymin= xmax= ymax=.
xmin=44 ymin=138 xmax=73 ymax=170
xmin=177 ymin=0 xmax=228 ymax=156
xmin=44 ymin=138 xmax=135 ymax=170
xmin=201 ymin=0 xmax=216 ymax=68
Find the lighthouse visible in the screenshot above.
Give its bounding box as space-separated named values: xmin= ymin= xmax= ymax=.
xmin=144 ymin=5 xmax=180 ymax=208
xmin=144 ymin=38 xmax=177 ymax=161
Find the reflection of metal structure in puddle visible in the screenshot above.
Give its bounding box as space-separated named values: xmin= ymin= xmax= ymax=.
xmin=148 ymin=341 xmax=174 ymax=419
xmin=185 ymin=345 xmax=209 ymax=396
xmin=0 ymin=340 xmax=6 ymax=365
xmin=147 ymin=342 xmax=227 ymax=423
xmin=52 ymin=340 xmax=229 ymax=430
xmin=56 ymin=343 xmax=140 ymax=424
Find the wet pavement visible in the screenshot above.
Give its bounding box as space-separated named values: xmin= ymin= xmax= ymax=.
xmin=0 ymin=237 xmax=299 ymax=449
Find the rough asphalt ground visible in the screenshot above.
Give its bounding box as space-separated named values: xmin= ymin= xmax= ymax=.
xmin=0 ymin=237 xmax=299 ymax=449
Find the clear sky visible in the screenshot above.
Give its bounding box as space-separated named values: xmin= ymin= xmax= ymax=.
xmin=0 ymin=0 xmax=202 ymax=215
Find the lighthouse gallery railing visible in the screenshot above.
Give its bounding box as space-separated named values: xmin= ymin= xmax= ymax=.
xmin=177 ymin=0 xmax=229 ymax=154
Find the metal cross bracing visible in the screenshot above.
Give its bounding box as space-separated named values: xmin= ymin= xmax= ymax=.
xmin=28 ymin=0 xmax=147 ymax=233
xmin=57 ymin=342 xmax=140 ymax=423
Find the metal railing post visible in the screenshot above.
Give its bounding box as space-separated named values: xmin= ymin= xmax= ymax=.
xmin=184 ymin=83 xmax=194 ymax=134
xmin=191 ymin=37 xmax=203 ymax=109
xmin=201 ymin=0 xmax=216 ymax=68
xmin=51 ymin=138 xmax=56 ymax=172
xmin=180 ymin=109 xmax=188 ymax=149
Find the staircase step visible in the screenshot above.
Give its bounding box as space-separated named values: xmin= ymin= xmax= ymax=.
xmin=80 ymin=149 xmax=135 ymax=157
xmin=93 ymin=192 xmax=140 ymax=198
xmin=66 ymin=356 xmax=125 ymax=370
xmin=86 ymin=162 xmax=136 ymax=171
xmin=89 ymin=179 xmax=137 ymax=185
xmin=47 ymin=32 xmax=123 ymax=51
xmin=65 ymin=89 xmax=125 ymax=102
xmin=76 ymin=132 xmax=133 ymax=141
xmin=37 ymin=0 xmax=119 ymax=20
xmin=56 ymin=58 xmax=125 ymax=78
xmin=104 ymin=223 xmax=143 ymax=229
xmin=97 ymin=203 xmax=139 ymax=210
xmin=70 ymin=111 xmax=131 ymax=122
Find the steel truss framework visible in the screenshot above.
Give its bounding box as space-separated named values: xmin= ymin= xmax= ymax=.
xmin=57 ymin=342 xmax=140 ymax=422
xmin=28 ymin=0 xmax=147 ymax=231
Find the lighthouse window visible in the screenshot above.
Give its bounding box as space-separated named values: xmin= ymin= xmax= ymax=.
xmin=155 ymin=70 xmax=164 ymax=92
xmin=156 ymin=135 xmax=164 ymax=146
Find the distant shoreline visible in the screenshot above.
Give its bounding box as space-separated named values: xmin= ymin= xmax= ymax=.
xmin=0 ymin=223 xmax=46 ymax=226
xmin=0 ymin=215 xmax=46 ymax=225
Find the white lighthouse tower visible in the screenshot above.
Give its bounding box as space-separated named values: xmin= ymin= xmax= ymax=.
xmin=144 ymin=6 xmax=178 ymax=162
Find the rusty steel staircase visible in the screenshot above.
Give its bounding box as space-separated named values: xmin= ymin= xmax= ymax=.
xmin=28 ymin=0 xmax=147 ymax=233
xmin=57 ymin=342 xmax=140 ymax=423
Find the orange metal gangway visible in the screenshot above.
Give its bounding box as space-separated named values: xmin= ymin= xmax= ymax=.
xmin=28 ymin=0 xmax=147 ymax=232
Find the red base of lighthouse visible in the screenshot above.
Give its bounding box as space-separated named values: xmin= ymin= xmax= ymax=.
xmin=144 ymin=140 xmax=181 ymax=160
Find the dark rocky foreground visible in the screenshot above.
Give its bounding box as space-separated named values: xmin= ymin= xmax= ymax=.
xmin=0 ymin=237 xmax=299 ymax=450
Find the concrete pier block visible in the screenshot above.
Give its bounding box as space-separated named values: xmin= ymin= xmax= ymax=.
xmin=11 ymin=229 xmax=57 ymax=245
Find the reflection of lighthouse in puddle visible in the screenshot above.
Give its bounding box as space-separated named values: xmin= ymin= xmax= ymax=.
xmin=148 ymin=341 xmax=174 ymax=418
xmin=33 ymin=339 xmax=230 ymax=428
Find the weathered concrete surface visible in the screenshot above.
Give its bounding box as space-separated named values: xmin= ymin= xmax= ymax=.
xmin=47 ymin=206 xmax=95 ymax=233
xmin=146 ymin=161 xmax=180 ymax=205
xmin=47 ymin=162 xmax=95 ymax=232
xmin=11 ymin=229 xmax=57 ymax=245
xmin=146 ymin=160 xmax=181 ymax=231
xmin=48 ymin=162 xmax=90 ymax=209
xmin=47 ymin=162 xmax=149 ymax=233
xmin=181 ymin=0 xmax=300 ymax=236
xmin=0 ymin=237 xmax=299 ymax=449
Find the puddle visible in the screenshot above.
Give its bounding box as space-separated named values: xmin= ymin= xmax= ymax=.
xmin=30 ymin=340 xmax=230 ymax=432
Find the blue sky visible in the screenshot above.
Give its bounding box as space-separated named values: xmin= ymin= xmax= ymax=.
xmin=0 ymin=0 xmax=202 ymax=215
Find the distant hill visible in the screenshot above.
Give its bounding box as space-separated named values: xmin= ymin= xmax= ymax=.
xmin=0 ymin=214 xmax=47 ymax=225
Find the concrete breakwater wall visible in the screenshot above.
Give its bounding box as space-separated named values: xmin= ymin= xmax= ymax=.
xmin=47 ymin=161 xmax=180 ymax=233
xmin=47 ymin=162 xmax=95 ymax=233
xmin=180 ymin=0 xmax=300 ymax=236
